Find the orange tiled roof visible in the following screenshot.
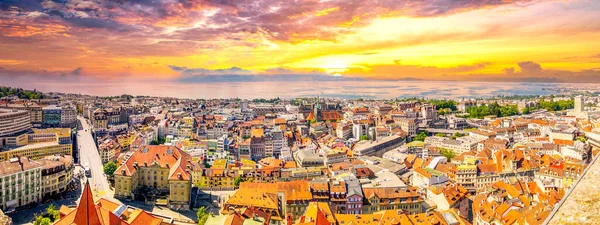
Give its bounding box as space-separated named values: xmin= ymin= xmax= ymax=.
xmin=54 ymin=183 xmax=161 ymax=225
xmin=553 ymin=139 xmax=574 ymax=146
xmin=114 ymin=145 xmax=198 ymax=181
xmin=363 ymin=187 xmax=420 ymax=200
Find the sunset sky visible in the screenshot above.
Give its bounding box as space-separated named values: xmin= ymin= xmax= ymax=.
xmin=1 ymin=0 xmax=600 ymax=83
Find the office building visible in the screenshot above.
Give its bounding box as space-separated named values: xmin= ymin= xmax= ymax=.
xmin=0 ymin=109 xmax=31 ymax=138
xmin=42 ymin=105 xmax=61 ymax=127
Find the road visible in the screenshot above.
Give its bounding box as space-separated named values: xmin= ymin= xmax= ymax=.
xmin=77 ymin=116 xmax=113 ymax=200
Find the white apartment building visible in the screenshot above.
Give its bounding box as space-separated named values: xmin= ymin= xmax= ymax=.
xmin=0 ymin=157 xmax=43 ymax=211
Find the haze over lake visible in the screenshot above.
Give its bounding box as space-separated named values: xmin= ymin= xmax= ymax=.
xmin=0 ymin=80 xmax=573 ymax=99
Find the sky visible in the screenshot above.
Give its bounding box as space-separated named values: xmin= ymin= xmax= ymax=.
xmin=1 ymin=0 xmax=600 ymax=83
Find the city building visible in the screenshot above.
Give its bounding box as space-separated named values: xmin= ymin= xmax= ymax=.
xmin=0 ymin=102 xmax=42 ymax=127
xmin=99 ymin=138 xmax=122 ymax=163
xmin=397 ymin=118 xmax=416 ymax=137
xmin=362 ymin=187 xmax=423 ymax=214
xmin=42 ymin=105 xmax=61 ymax=127
xmin=0 ymin=141 xmax=72 ymax=161
xmin=0 ymin=128 xmax=72 ymax=161
xmin=295 ymin=149 xmax=324 ymax=167
xmin=223 ymin=180 xmax=313 ymax=222
xmin=0 ymin=157 xmax=42 ymax=211
xmin=54 ymin=182 xmax=163 ymax=225
xmin=38 ymin=155 xmax=74 ymax=200
xmin=353 ymin=135 xmax=404 ymax=157
xmin=0 ymin=109 xmax=31 ymax=139
xmin=59 ymin=104 xmax=77 ymax=127
xmin=114 ymin=145 xmax=200 ymax=210
xmin=455 ymin=157 xmax=477 ymax=194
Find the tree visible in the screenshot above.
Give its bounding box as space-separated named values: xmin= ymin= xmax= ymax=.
xmin=103 ymin=161 xmax=117 ymax=176
xmin=450 ymin=132 xmax=465 ymax=140
xmin=34 ymin=216 xmax=51 ymax=225
xmin=414 ymin=131 xmax=428 ymax=142
xmin=234 ymin=176 xmax=243 ymax=187
xmin=435 ymin=133 xmax=446 ymax=137
xmin=440 ymin=148 xmax=456 ymax=161
xmin=46 ymin=204 xmax=60 ymax=221
xmin=360 ymin=135 xmax=370 ymax=141
xmin=151 ymin=137 xmax=166 ymax=145
xmin=428 ymin=99 xmax=458 ymax=111
xmin=197 ymin=206 xmax=210 ymax=225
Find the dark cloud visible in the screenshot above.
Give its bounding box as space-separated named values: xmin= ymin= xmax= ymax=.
xmin=0 ymin=0 xmax=43 ymax=11
xmin=65 ymin=17 xmax=134 ymax=32
xmin=168 ymin=66 xmax=252 ymax=76
xmin=1 ymin=0 xmax=536 ymax=43
xmin=518 ymin=61 xmax=542 ymax=74
xmin=71 ymin=67 xmax=82 ymax=76
xmin=177 ymin=74 xmax=363 ymax=83
xmin=503 ymin=67 xmax=515 ymax=75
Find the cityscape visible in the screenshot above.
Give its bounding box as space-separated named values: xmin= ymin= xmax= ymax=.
xmin=2 ymin=0 xmax=600 ymax=225
xmin=0 ymin=85 xmax=599 ymax=225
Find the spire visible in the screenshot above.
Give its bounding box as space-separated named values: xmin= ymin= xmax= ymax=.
xmin=74 ymin=182 xmax=102 ymax=225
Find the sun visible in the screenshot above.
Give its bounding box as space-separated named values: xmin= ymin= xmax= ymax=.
xmin=323 ymin=59 xmax=349 ymax=74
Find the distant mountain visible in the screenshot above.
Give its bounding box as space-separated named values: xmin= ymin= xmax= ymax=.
xmin=177 ymin=74 xmax=365 ymax=83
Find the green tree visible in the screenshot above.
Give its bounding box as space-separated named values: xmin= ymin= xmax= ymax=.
xmin=103 ymin=161 xmax=117 ymax=176
xmin=360 ymin=135 xmax=370 ymax=141
xmin=197 ymin=206 xmax=210 ymax=225
xmin=34 ymin=216 xmax=51 ymax=225
xmin=151 ymin=137 xmax=166 ymax=145
xmin=234 ymin=176 xmax=243 ymax=187
xmin=450 ymin=132 xmax=465 ymax=140
xmin=465 ymin=103 xmax=520 ymax=119
xmin=414 ymin=131 xmax=428 ymax=142
xmin=435 ymin=133 xmax=446 ymax=137
xmin=440 ymin=148 xmax=456 ymax=161
xmin=46 ymin=204 xmax=60 ymax=221
xmin=428 ymin=99 xmax=458 ymax=111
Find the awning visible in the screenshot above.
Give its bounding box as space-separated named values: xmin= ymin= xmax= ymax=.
xmin=156 ymin=198 xmax=169 ymax=206
xmin=6 ymin=199 xmax=18 ymax=207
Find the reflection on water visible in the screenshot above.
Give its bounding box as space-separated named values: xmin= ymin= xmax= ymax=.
xmin=2 ymin=80 xmax=564 ymax=99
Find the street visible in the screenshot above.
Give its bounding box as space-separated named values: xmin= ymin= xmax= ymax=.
xmin=77 ymin=116 xmax=114 ymax=200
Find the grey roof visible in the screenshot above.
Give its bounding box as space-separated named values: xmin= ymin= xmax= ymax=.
xmin=342 ymin=175 xmax=363 ymax=197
